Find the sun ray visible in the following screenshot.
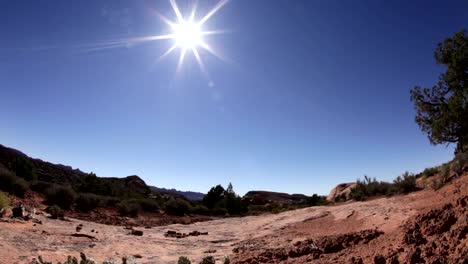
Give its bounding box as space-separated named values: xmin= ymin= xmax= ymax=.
xmin=199 ymin=41 xmax=226 ymax=62
xmin=198 ymin=0 xmax=229 ymax=26
xmin=192 ymin=47 xmax=210 ymax=79
xmin=177 ymin=48 xmax=187 ymax=73
xmin=189 ymin=0 xmax=198 ymax=21
xmin=154 ymin=10 xmax=176 ymax=27
xmin=169 ymin=0 xmax=184 ymax=22
xmin=158 ymin=43 xmax=178 ymax=61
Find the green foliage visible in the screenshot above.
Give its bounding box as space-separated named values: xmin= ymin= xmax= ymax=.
xmin=349 ymin=175 xmax=393 ymax=201
xmin=199 ymin=256 xmax=215 ymax=264
xmin=393 ymin=172 xmax=418 ymax=194
xmin=77 ymin=172 xmax=113 ymax=197
xmin=202 ymin=185 xmax=225 ymax=209
xmin=104 ymin=196 xmax=120 ymax=207
xmin=410 ymin=29 xmax=468 ymax=153
xmin=11 ymin=157 xmax=36 ymax=181
xmin=178 ymin=256 xmax=192 ymax=264
xmin=0 ymin=191 xmax=10 ymax=209
xmin=137 ymin=198 xmax=160 ymax=212
xmin=420 ymin=166 xmax=440 ymax=178
xmin=0 ymin=167 xmax=29 ymax=198
xmin=117 ymin=200 xmax=140 ymax=217
xmin=45 ymin=185 xmax=76 ymax=210
xmin=46 ymin=205 xmax=65 ymax=219
xmin=12 ymin=177 xmax=28 ymax=198
xmin=76 ymin=193 xmax=102 ymax=212
xmin=165 ymin=198 xmax=191 ymax=216
xmin=305 ymin=194 xmax=329 ymax=206
xmin=191 ymin=204 xmax=210 ymax=215
xmin=30 ymin=181 xmax=53 ymax=194
xmin=350 ymin=172 xmax=419 ymax=201
xmin=212 ymin=204 xmax=228 ymax=216
xmin=0 ymin=167 xmax=18 ymax=191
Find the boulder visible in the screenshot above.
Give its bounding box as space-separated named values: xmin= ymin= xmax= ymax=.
xmin=326 ymin=183 xmax=357 ymax=202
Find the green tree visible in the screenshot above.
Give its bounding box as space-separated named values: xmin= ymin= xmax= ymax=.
xmin=202 ymin=184 xmax=225 ymax=209
xmin=410 ymin=29 xmax=468 ymax=153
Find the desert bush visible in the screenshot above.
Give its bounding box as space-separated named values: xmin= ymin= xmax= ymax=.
xmin=419 ymin=166 xmax=440 ymax=178
xmin=349 ymin=175 xmax=393 ymax=201
xmin=178 ymin=256 xmax=191 ymax=264
xmin=0 ymin=191 xmax=10 ymax=209
xmin=0 ymin=167 xmax=29 ymax=197
xmin=117 ymin=200 xmax=140 ymax=217
xmin=191 ymin=204 xmax=210 ymax=215
xmin=212 ymin=205 xmax=228 ymax=216
xmin=46 ymin=205 xmax=65 ymax=219
xmin=199 ymin=256 xmax=215 ymax=264
xmin=30 ymin=180 xmax=53 ymax=194
xmin=76 ymin=193 xmax=102 ymax=212
xmin=393 ymin=172 xmax=418 ymax=194
xmin=103 ymin=196 xmax=120 ymax=207
xmin=11 ymin=157 xmax=36 ymax=181
xmin=0 ymin=167 xmax=17 ymax=191
xmin=12 ymin=177 xmax=28 ymax=198
xmin=45 ymin=185 xmax=76 ymax=210
xmin=165 ymin=198 xmax=191 ymax=216
xmin=137 ymin=198 xmax=160 ymax=212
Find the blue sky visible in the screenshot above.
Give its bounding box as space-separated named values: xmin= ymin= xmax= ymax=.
xmin=1 ymin=0 xmax=466 ymax=195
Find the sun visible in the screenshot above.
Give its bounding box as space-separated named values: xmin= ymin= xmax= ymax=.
xmin=78 ymin=0 xmax=228 ymax=78
xmin=154 ymin=0 xmax=229 ymax=74
xmin=171 ymin=20 xmax=203 ymax=49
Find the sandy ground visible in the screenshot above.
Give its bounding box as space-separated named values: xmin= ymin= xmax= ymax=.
xmin=0 ymin=175 xmax=466 ymax=264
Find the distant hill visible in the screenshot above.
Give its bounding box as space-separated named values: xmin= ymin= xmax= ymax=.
xmin=0 ymin=144 xmax=146 ymax=197
xmin=149 ymin=186 xmax=205 ymax=201
xmin=0 ymin=144 xmax=206 ymax=200
xmin=243 ymin=190 xmax=308 ymax=205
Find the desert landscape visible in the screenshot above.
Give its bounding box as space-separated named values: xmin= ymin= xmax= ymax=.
xmin=1 ymin=1 xmax=467 ymax=264
xmin=1 ymin=166 xmax=467 ymax=263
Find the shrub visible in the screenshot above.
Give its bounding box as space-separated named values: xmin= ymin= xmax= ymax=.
xmin=191 ymin=204 xmax=210 ymax=215
xmin=178 ymin=256 xmax=191 ymax=264
xmin=165 ymin=198 xmax=191 ymax=216
xmin=45 ymin=185 xmax=76 ymax=210
xmin=0 ymin=167 xmax=17 ymax=191
xmin=393 ymin=172 xmax=418 ymax=194
xmin=30 ymin=181 xmax=53 ymax=194
xmin=200 ymin=256 xmax=215 ymax=264
xmin=76 ymin=193 xmax=102 ymax=212
xmin=137 ymin=198 xmax=160 ymax=212
xmin=117 ymin=200 xmax=140 ymax=217
xmin=104 ymin=196 xmax=120 ymax=207
xmin=420 ymin=166 xmax=440 ymax=178
xmin=47 ymin=205 xmax=65 ymax=219
xmin=0 ymin=191 xmax=10 ymax=209
xmin=349 ymin=175 xmax=393 ymax=201
xmin=12 ymin=177 xmax=28 ymax=198
xmin=11 ymin=157 xmax=36 ymax=181
xmin=212 ymin=205 xmax=228 ymax=216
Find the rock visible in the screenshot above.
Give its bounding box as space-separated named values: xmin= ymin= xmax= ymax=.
xmin=12 ymin=203 xmax=25 ymax=218
xmin=373 ymin=255 xmax=386 ymax=264
xmin=326 ymin=183 xmax=357 ymax=202
xmin=131 ymin=229 xmax=143 ymax=236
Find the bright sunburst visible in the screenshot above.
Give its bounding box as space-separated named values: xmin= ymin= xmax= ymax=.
xmin=156 ymin=0 xmax=228 ymax=75
xmin=79 ymin=0 xmax=228 ymax=77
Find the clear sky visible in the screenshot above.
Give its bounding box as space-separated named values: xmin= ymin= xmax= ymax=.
xmin=1 ymin=0 xmax=467 ymax=196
